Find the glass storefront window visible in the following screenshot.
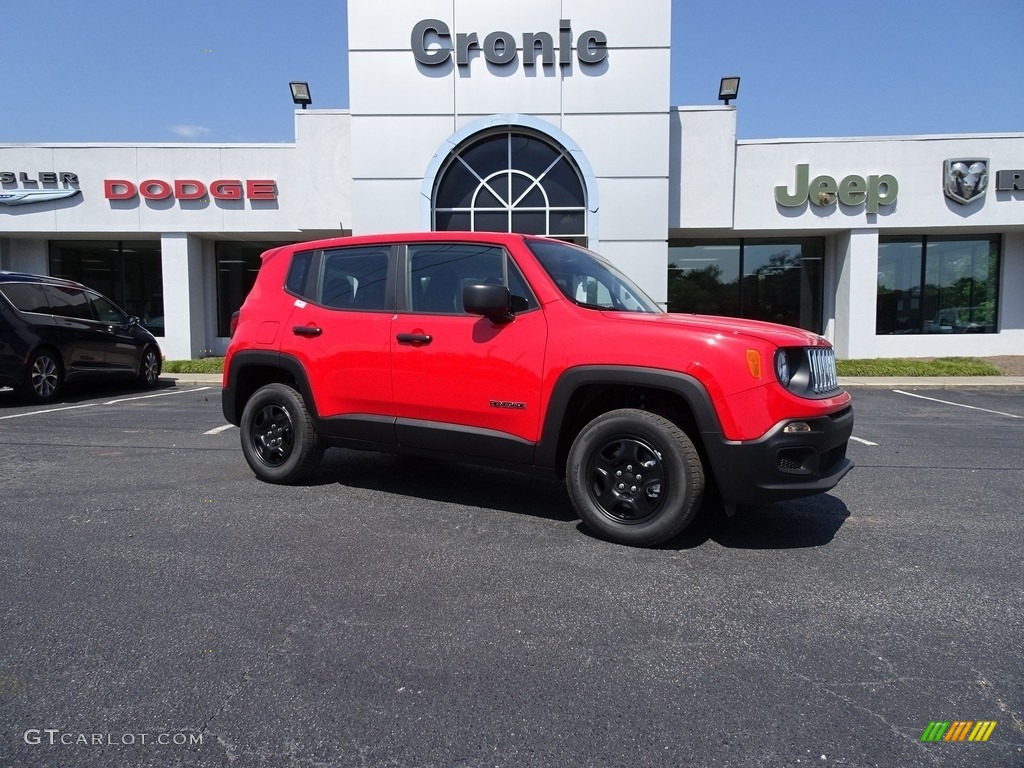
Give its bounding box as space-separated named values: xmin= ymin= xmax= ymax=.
xmin=876 ymin=236 xmax=999 ymax=334
xmin=876 ymin=238 xmax=923 ymax=334
xmin=668 ymin=238 xmax=823 ymax=333
xmin=668 ymin=243 xmax=741 ymax=317
xmin=49 ymin=240 xmax=163 ymax=335
xmin=216 ymin=242 xmax=287 ymax=337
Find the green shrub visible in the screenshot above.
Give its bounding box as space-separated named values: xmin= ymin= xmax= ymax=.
xmin=837 ymin=357 xmax=1002 ymax=377
xmin=162 ymin=357 xmax=225 ymax=374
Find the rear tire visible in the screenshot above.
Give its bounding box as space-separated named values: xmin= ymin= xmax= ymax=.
xmin=239 ymin=383 xmax=322 ymax=483
xmin=21 ymin=349 xmax=63 ymax=403
xmin=567 ymin=408 xmax=704 ymax=546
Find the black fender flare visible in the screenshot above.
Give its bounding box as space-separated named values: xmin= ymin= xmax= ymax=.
xmin=221 ymin=350 xmax=317 ymax=425
xmin=534 ymin=366 xmax=723 ymax=469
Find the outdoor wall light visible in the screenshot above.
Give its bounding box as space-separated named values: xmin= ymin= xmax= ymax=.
xmin=289 ymin=81 xmax=312 ymax=109
xmin=718 ymin=76 xmax=740 ymax=105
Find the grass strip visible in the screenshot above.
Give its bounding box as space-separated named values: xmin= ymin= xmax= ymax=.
xmin=836 ymin=357 xmax=1002 ymax=377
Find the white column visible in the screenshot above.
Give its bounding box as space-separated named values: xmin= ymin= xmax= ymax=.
xmin=1000 ymin=231 xmax=1024 ymax=335
xmin=832 ymin=229 xmax=879 ymax=359
xmin=159 ymin=233 xmax=206 ymax=360
xmin=1 ymin=239 xmax=48 ymax=274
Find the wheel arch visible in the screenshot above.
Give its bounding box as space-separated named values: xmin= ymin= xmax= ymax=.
xmin=138 ymin=342 xmax=162 ymax=371
xmin=536 ymin=366 xmax=724 ymax=478
xmin=222 ymin=351 xmax=315 ymax=426
xmin=29 ymin=342 xmax=66 ymax=370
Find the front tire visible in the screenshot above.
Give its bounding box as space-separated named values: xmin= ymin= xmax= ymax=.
xmin=22 ymin=349 xmax=63 ymax=403
xmin=137 ymin=346 xmax=161 ymax=389
xmin=239 ymin=383 xmax=322 ymax=483
xmin=567 ymin=409 xmax=705 ymax=546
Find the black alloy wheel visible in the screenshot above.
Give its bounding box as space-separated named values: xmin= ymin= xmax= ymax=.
xmin=138 ymin=346 xmax=161 ymax=388
xmin=23 ymin=349 xmax=63 ymax=403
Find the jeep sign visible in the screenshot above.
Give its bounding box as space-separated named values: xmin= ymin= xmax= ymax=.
xmin=775 ymin=164 xmax=898 ymax=214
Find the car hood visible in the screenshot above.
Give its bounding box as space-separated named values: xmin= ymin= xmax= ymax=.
xmin=605 ymin=311 xmax=830 ymax=348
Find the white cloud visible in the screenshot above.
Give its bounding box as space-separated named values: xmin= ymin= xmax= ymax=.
xmin=168 ymin=124 xmax=212 ymax=139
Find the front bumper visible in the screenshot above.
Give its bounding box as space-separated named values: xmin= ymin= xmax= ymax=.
xmin=703 ymin=404 xmax=854 ymax=507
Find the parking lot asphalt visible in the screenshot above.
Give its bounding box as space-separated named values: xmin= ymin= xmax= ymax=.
xmin=0 ymin=380 xmax=1021 ymax=767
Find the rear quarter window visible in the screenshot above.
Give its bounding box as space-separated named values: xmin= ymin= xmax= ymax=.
xmin=285 ymin=250 xmax=315 ymax=299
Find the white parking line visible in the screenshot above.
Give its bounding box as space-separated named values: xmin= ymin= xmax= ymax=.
xmin=204 ymin=423 xmax=236 ymax=435
xmin=849 ymin=436 xmax=878 ymax=446
xmin=0 ymin=403 xmax=97 ymax=420
xmin=104 ymin=386 xmax=212 ymax=405
xmin=893 ymin=389 xmax=1022 ymax=419
xmin=0 ymin=386 xmax=214 ymax=420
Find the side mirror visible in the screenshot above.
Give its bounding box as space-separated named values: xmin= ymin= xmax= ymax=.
xmin=463 ymin=284 xmax=514 ymax=324
xmin=126 ymin=315 xmax=140 ymax=328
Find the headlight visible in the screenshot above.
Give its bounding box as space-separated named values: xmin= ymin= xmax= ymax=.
xmin=774 ymin=349 xmax=792 ymax=387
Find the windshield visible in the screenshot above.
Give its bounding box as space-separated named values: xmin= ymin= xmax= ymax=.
xmin=527 ymin=239 xmax=662 ymax=313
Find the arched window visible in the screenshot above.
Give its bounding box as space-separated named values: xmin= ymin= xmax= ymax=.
xmin=433 ymin=130 xmax=587 ymax=242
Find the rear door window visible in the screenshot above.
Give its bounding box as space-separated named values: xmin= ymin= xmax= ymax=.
xmin=318 ymin=247 xmax=390 ymax=311
xmin=42 ymin=286 xmax=93 ymax=320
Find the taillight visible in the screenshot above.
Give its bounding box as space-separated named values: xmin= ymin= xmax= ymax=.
xmin=229 ymin=310 xmax=240 ymax=337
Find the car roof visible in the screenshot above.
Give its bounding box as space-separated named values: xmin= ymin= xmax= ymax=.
xmin=0 ymin=271 xmax=86 ymax=289
xmin=276 ymin=231 xmax=545 ymax=254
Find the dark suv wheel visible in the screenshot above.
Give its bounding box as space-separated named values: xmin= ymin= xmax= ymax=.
xmin=239 ymin=383 xmax=323 ymax=483
xmin=567 ymin=408 xmax=705 ymax=546
xmin=137 ymin=346 xmax=161 ymax=389
xmin=22 ymin=349 xmax=63 ymax=403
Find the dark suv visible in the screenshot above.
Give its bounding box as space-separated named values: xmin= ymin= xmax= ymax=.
xmin=0 ymin=272 xmax=162 ymax=402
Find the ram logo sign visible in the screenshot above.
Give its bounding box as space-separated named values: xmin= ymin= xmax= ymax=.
xmin=943 ymin=158 xmax=989 ymax=204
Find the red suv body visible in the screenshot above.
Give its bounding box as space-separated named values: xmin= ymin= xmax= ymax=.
xmin=223 ymin=232 xmax=853 ymax=546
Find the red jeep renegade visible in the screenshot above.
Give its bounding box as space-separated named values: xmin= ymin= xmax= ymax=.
xmin=222 ymin=232 xmax=853 ymax=546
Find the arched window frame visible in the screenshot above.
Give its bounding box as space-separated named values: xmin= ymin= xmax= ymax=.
xmin=421 ymin=115 xmax=600 ymax=248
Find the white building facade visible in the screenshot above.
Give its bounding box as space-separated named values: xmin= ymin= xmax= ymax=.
xmin=1 ymin=0 xmax=1021 ymax=360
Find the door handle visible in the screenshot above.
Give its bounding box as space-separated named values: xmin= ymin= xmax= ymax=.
xmin=396 ymin=333 xmax=432 ymax=345
xmin=292 ymin=325 xmax=322 ymax=337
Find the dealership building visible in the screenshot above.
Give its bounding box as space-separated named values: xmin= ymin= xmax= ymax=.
xmin=1 ymin=0 xmax=1022 ymax=361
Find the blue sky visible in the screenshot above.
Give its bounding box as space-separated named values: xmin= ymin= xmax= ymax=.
xmin=3 ymin=0 xmax=1022 ymax=144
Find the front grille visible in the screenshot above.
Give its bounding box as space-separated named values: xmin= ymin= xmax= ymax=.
xmin=807 ymin=347 xmax=840 ymax=395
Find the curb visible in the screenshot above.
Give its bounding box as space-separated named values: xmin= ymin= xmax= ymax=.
xmin=162 ymin=374 xmax=223 ymax=385
xmin=840 ymin=376 xmax=1024 ymax=388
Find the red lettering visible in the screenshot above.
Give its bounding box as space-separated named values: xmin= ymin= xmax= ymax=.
xmin=104 ymin=180 xmax=136 ymax=200
xmin=246 ymin=180 xmax=277 ymax=200
xmin=104 ymin=178 xmax=276 ymax=202
xmin=174 ymin=180 xmax=207 ymax=200
xmin=140 ymin=180 xmax=173 ymax=200
xmin=210 ymin=179 xmax=242 ymax=200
